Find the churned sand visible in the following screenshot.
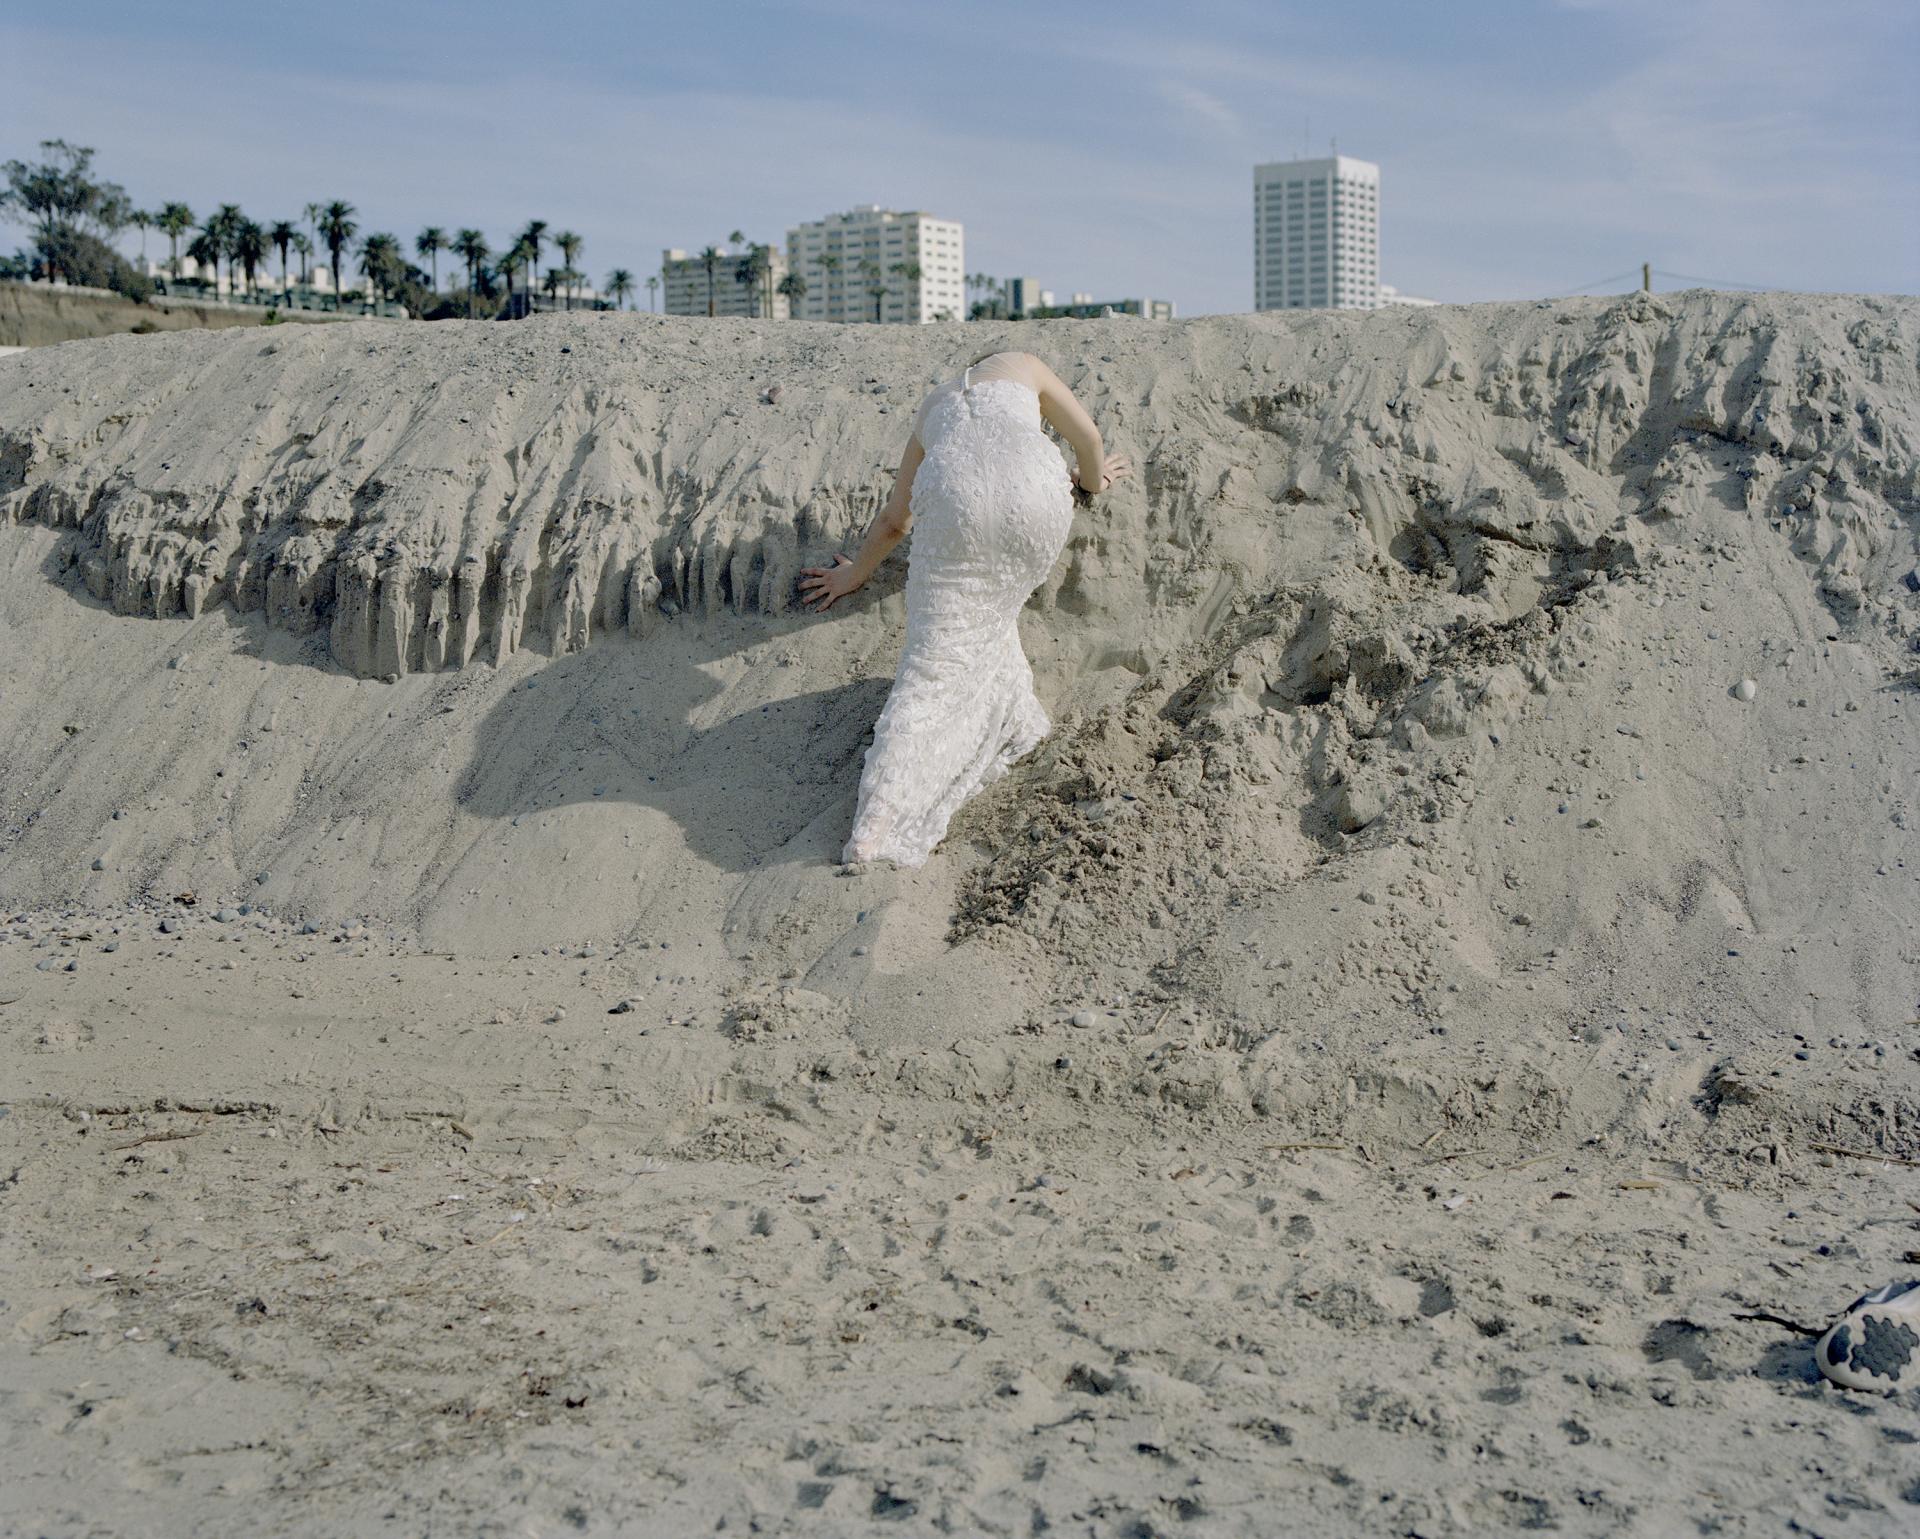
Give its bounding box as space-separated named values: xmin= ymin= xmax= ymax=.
xmin=1 ymin=294 xmax=1916 ymax=1535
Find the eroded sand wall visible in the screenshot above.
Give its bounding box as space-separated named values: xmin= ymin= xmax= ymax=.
xmin=0 ymin=293 xmax=1916 ymax=1162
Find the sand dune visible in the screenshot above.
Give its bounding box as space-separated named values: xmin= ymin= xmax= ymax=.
xmin=1 ymin=294 xmax=1916 ymax=1534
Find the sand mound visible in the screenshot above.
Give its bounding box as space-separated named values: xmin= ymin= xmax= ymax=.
xmin=5 ymin=295 xmax=1919 ymax=1534
xmin=2 ymin=293 xmax=1916 ymax=1151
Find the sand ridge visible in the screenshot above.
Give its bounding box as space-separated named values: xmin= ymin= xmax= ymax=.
xmin=2 ymin=293 xmax=1918 ymax=1533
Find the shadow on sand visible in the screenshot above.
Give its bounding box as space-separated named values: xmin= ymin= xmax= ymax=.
xmin=455 ymin=609 xmax=897 ymax=876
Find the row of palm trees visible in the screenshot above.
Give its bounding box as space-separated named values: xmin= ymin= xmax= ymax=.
xmin=965 ymin=272 xmax=1017 ymax=320
xmin=692 ymin=230 xmax=801 ymax=319
xmin=128 ymin=201 xmax=1005 ymax=322
xmin=131 ymin=201 xmax=650 ymax=315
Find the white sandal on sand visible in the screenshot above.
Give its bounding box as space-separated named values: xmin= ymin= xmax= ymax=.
xmin=1816 ymin=1279 xmax=1920 ymax=1392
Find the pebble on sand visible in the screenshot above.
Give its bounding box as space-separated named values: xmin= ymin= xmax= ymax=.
xmin=1735 ymin=679 xmax=1758 ymax=701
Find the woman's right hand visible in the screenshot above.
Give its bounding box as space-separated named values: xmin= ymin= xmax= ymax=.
xmin=799 ymin=552 xmax=862 ymax=611
xmin=1073 ymin=451 xmax=1133 ymax=498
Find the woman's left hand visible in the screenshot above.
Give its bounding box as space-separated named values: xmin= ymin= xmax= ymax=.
xmin=799 ymin=553 xmax=861 ymax=611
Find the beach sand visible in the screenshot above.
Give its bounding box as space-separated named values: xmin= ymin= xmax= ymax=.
xmin=1 ymin=294 xmax=1916 ymax=1534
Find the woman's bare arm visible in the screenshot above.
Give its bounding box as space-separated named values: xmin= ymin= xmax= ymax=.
xmin=798 ymin=431 xmax=925 ymax=611
xmin=1021 ymin=354 xmax=1129 ymax=495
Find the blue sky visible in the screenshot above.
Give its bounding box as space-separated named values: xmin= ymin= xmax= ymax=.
xmin=3 ymin=0 xmax=1915 ymax=313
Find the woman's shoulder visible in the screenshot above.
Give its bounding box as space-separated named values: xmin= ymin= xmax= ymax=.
xmin=1005 ymin=352 xmax=1065 ymax=394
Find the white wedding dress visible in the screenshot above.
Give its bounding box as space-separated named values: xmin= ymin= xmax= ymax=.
xmin=842 ymin=355 xmax=1075 ymax=867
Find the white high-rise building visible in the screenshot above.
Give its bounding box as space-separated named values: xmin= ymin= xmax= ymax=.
xmin=785 ymin=205 xmax=964 ymax=323
xmin=1253 ymin=155 xmax=1381 ymax=311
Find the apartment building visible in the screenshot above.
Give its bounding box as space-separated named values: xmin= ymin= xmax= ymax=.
xmin=660 ymin=245 xmax=791 ymax=318
xmin=785 ymin=205 xmax=964 ymax=323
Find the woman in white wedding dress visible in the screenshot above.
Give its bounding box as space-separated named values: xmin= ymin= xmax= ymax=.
xmin=798 ymin=350 xmax=1131 ymax=868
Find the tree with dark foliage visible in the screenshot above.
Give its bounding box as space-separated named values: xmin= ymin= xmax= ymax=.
xmin=1 ymin=139 xmax=135 ymax=290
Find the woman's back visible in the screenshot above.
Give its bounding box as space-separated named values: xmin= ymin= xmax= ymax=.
xmin=907 ymin=351 xmax=1072 ymax=578
xmin=911 ymin=351 xmax=1047 ymax=450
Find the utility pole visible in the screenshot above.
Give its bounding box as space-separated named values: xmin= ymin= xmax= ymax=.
xmin=1642 ymin=262 xmax=1651 ymax=293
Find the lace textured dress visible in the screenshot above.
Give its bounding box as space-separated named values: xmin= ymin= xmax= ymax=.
xmin=842 ymin=356 xmax=1075 ymax=866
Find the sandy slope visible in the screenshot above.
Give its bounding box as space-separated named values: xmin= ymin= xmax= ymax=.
xmin=0 ymin=280 xmax=350 ymax=348
xmin=1 ymin=294 xmax=1917 ymax=1535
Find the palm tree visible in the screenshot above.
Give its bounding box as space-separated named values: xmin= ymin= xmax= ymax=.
xmin=818 ymin=251 xmax=841 ymax=315
xmin=131 ymin=208 xmax=152 ymax=265
xmin=517 ymin=221 xmax=548 ymax=300
xmin=748 ymin=243 xmax=774 ymax=318
xmin=501 ymin=237 xmax=533 ymax=316
xmin=359 ymin=231 xmax=401 ymax=309
xmin=776 ymin=270 xmax=806 ymax=317
xmin=889 ymin=260 xmax=922 ymax=321
xmin=645 ymin=273 xmax=659 ymax=312
xmin=555 ymin=231 xmax=582 ymax=309
xmin=269 ymin=220 xmax=297 ymax=299
xmin=542 ymin=267 xmax=565 ymax=308
xmin=858 ymin=258 xmax=885 ymax=323
xmin=726 ymin=233 xmax=750 ymax=316
xmin=185 ymin=230 xmax=220 ymax=294
xmin=159 ymin=203 xmax=194 ymax=282
xmin=968 ymin=274 xmax=1010 ymax=321
xmin=292 ymin=231 xmax=313 ymax=288
xmin=202 ymin=204 xmax=243 ymax=296
xmin=605 ymin=268 xmax=634 ymax=310
xmin=699 ymin=245 xmax=721 ymax=317
xmin=318 ymin=201 xmax=357 ymax=309
xmin=234 ymin=219 xmax=269 ymax=298
xmin=734 ymin=252 xmax=760 ymax=317
xmin=967 ymin=272 xmax=1010 ymax=318
xmin=416 ymin=227 xmax=447 ymax=293
xmin=454 ymin=229 xmax=489 ymax=318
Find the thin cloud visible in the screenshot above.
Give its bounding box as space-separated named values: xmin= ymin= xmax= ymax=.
xmin=1154 ymin=79 xmax=1242 ymax=135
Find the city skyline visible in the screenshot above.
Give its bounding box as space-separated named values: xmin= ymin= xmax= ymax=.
xmin=3 ymin=0 xmax=1915 ymax=315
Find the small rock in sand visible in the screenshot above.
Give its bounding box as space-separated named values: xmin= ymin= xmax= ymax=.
xmin=1734 ymin=678 xmax=1757 ymax=701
